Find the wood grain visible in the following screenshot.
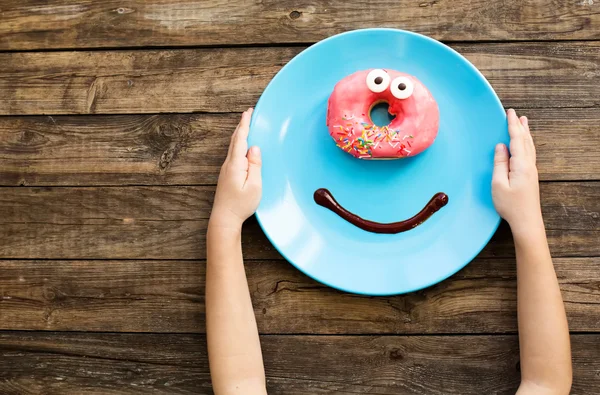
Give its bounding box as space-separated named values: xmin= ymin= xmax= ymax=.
xmin=0 ymin=258 xmax=599 ymax=334
xmin=1 ymin=108 xmax=598 ymax=186
xmin=0 ymin=114 xmax=235 ymax=187
xmin=0 ymin=183 xmax=598 ymax=260
xmin=1 ymin=0 xmax=599 ymax=50
xmin=1 ymin=42 xmax=598 ymax=115
xmin=1 ymin=332 xmax=599 ymax=394
xmin=0 ymin=332 xmax=210 ymax=395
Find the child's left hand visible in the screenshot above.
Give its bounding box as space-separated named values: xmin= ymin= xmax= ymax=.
xmin=209 ymin=108 xmax=262 ymax=231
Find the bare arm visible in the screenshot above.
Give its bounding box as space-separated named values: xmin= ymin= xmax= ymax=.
xmin=514 ymin=223 xmax=571 ymax=395
xmin=206 ymin=108 xmax=267 ymax=395
xmin=492 ymin=109 xmax=572 ymax=395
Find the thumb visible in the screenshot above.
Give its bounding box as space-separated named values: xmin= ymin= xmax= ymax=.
xmin=492 ymin=143 xmax=509 ymax=188
xmin=245 ymin=146 xmax=262 ymax=190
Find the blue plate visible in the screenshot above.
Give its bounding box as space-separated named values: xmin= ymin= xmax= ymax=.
xmin=250 ymin=29 xmax=508 ymax=295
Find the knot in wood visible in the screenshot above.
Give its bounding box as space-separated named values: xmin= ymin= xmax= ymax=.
xmin=289 ymin=10 xmax=302 ymax=19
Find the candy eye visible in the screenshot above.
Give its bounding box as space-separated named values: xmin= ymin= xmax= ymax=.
xmin=390 ymin=77 xmax=414 ymax=99
xmin=366 ymin=69 xmax=390 ymax=93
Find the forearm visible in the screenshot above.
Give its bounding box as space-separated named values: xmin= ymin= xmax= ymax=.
xmin=513 ymin=220 xmax=572 ymax=394
xmin=206 ymin=226 xmax=266 ymax=395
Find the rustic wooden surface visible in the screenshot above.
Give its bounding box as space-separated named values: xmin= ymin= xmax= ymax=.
xmin=1 ymin=333 xmax=599 ymax=395
xmin=0 ymin=183 xmax=597 ymax=260
xmin=1 ymin=0 xmax=599 ymax=49
xmin=1 ymin=257 xmax=599 ymax=334
xmin=1 ymin=109 xmax=599 ymax=185
xmin=1 ymin=43 xmax=599 ymax=115
xmin=0 ymin=1 xmax=599 ymax=394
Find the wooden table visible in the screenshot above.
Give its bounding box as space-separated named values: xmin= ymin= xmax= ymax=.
xmin=0 ymin=1 xmax=599 ymax=394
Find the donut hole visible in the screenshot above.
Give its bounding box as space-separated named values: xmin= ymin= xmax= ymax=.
xmin=369 ymin=101 xmax=396 ymax=127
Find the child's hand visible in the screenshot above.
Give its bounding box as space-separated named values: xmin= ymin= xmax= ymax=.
xmin=209 ymin=108 xmax=262 ymax=231
xmin=492 ymin=109 xmax=542 ymax=235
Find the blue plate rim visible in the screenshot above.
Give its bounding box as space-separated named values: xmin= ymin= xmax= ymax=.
xmin=250 ymin=28 xmax=506 ymax=296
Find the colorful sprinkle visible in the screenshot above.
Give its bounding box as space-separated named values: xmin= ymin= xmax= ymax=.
xmin=333 ymin=119 xmax=417 ymax=157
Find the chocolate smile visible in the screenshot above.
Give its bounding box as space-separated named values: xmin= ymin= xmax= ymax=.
xmin=314 ymin=188 xmax=448 ymax=234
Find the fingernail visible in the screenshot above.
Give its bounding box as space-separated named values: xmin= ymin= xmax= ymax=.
xmin=522 ymin=116 xmax=528 ymax=126
xmin=250 ymin=146 xmax=260 ymax=155
xmin=495 ymin=144 xmax=503 ymax=153
xmin=248 ymin=107 xmax=254 ymax=113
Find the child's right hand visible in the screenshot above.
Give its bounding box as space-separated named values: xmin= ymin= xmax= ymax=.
xmin=492 ymin=109 xmax=543 ymax=235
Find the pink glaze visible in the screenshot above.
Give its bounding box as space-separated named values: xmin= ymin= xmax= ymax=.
xmin=326 ymin=69 xmax=439 ymax=159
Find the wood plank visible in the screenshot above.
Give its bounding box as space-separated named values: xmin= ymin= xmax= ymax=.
xmin=0 ymin=183 xmax=597 ymax=260
xmin=1 ymin=108 xmax=598 ymax=186
xmin=0 ymin=259 xmax=205 ymax=334
xmin=0 ymin=42 xmax=598 ymax=115
xmin=1 ymin=0 xmax=599 ymax=50
xmin=1 ymin=332 xmax=599 ymax=394
xmin=0 ymin=332 xmax=210 ymax=395
xmin=0 ymin=114 xmax=234 ymax=186
xmin=0 ymin=258 xmax=598 ymax=334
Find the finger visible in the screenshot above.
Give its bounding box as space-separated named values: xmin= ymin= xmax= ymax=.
xmin=520 ymin=115 xmax=537 ymax=163
xmin=529 ymin=130 xmax=537 ymax=164
xmin=231 ymin=108 xmax=254 ymax=160
xmin=520 ymin=115 xmax=528 ymax=130
xmin=226 ymin=113 xmax=245 ymax=160
xmin=492 ymin=143 xmax=510 ymax=188
xmin=520 ymin=115 xmax=533 ymax=154
xmin=520 ymin=116 xmax=532 ymax=141
xmin=244 ymin=146 xmax=262 ymax=191
xmin=507 ymin=109 xmax=526 ymax=158
xmin=507 ymin=109 xmax=524 ymax=138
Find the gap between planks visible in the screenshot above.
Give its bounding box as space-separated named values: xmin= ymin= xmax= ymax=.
xmin=1 ymin=38 xmax=600 ymax=55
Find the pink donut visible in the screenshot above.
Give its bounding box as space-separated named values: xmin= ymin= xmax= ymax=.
xmin=326 ymin=69 xmax=439 ymax=159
